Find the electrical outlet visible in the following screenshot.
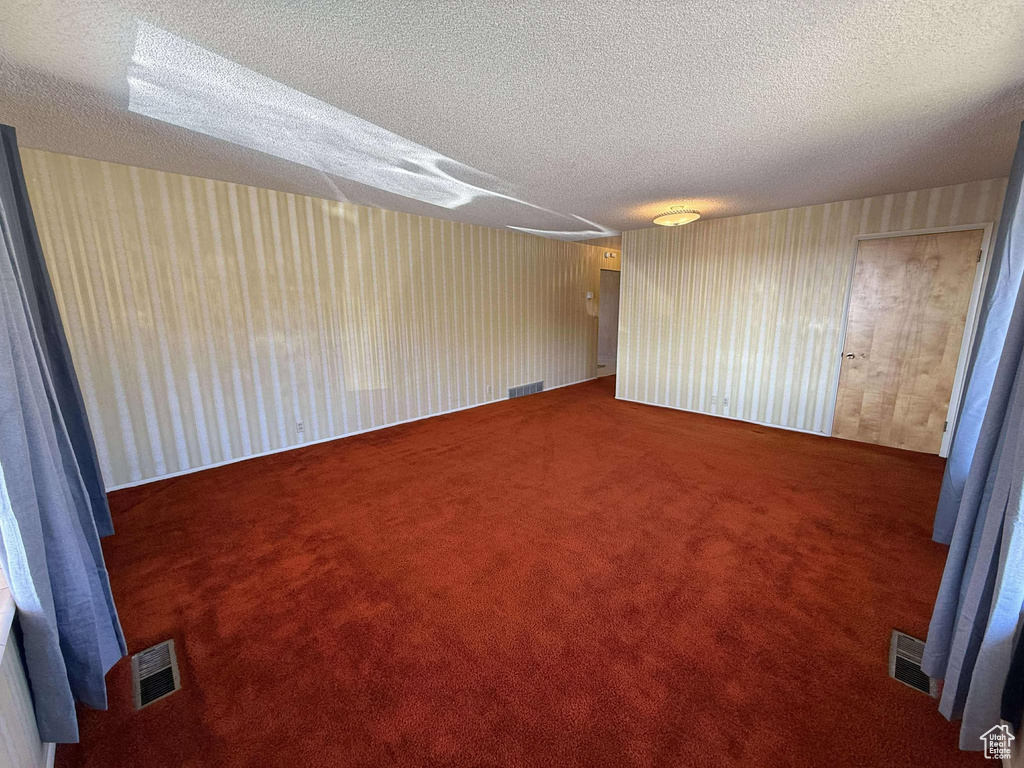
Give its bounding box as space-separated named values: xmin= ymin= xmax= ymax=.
xmin=486 ymin=385 xmax=492 ymax=396
xmin=723 ymin=396 xmax=730 ymax=407
xmin=711 ymin=395 xmax=717 ymax=405
xmin=296 ymin=421 xmax=304 ymax=434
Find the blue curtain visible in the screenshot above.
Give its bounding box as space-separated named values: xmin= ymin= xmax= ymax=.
xmin=922 ymin=122 xmax=1024 ymax=749
xmin=933 ymin=127 xmax=1024 ymax=545
xmin=0 ymin=124 xmax=126 ymax=742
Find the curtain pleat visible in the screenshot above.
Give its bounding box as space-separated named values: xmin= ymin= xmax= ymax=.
xmin=0 ymin=124 xmax=125 ymax=743
xmin=933 ymin=127 xmax=1024 ymax=544
xmin=923 ymin=121 xmax=1024 ymax=749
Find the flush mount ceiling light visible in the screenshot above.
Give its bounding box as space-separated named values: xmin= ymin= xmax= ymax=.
xmin=653 ymin=208 xmax=701 ymax=227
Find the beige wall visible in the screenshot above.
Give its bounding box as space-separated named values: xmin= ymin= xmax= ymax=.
xmin=0 ymin=586 xmax=50 ymax=768
xmin=0 ymin=637 xmax=50 ymax=768
xmin=618 ymin=178 xmax=1008 ymax=434
xmin=22 ymin=149 xmax=606 ymax=489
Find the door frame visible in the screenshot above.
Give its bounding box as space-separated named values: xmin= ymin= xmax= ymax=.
xmin=825 ymin=222 xmax=995 ymax=457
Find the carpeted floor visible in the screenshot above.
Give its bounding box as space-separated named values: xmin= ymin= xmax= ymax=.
xmin=59 ymin=376 xmax=976 ymax=767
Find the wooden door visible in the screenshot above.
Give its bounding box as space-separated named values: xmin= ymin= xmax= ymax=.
xmin=832 ymin=229 xmax=983 ymax=453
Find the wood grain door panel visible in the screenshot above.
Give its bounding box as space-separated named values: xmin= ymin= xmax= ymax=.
xmin=832 ymin=229 xmax=983 ymax=454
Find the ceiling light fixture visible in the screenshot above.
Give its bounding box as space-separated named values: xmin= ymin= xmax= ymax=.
xmin=653 ymin=208 xmax=700 ymax=227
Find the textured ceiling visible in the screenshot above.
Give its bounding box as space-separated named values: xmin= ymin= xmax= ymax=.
xmin=2 ymin=0 xmax=1023 ymax=236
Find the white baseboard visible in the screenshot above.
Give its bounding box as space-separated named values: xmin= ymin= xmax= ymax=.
xmin=614 ymin=395 xmax=826 ymax=438
xmin=45 ymin=742 xmax=55 ymax=768
xmin=108 ymin=376 xmax=598 ymax=492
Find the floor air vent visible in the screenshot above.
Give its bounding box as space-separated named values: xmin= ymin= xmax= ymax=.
xmin=888 ymin=630 xmax=936 ymax=697
xmin=509 ymin=381 xmax=544 ymax=399
xmin=132 ymin=639 xmax=182 ymax=709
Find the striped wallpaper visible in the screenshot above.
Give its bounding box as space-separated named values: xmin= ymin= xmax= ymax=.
xmin=21 ymin=149 xmax=606 ymax=489
xmin=0 ymin=631 xmax=50 ymax=768
xmin=618 ymin=178 xmax=1008 ymax=434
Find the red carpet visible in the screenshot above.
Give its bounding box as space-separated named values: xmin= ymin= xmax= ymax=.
xmin=59 ymin=377 xmax=976 ymax=767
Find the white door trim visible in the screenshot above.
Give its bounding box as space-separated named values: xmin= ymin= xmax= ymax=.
xmin=825 ymin=222 xmax=995 ymax=457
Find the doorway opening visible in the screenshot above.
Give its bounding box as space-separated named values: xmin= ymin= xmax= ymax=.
xmin=598 ymin=269 xmax=620 ymax=378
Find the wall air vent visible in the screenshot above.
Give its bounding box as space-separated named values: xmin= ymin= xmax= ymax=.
xmin=888 ymin=630 xmax=937 ymax=696
xmin=132 ymin=639 xmax=182 ymax=709
xmin=508 ymin=381 xmax=544 ymax=399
